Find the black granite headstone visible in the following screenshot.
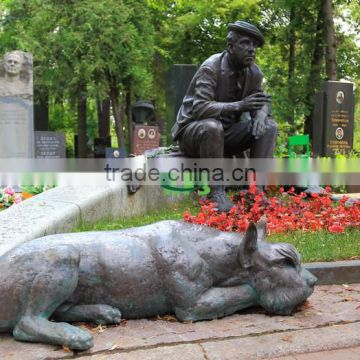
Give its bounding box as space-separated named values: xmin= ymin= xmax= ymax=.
xmin=35 ymin=131 xmax=66 ymax=158
xmin=74 ymin=134 xmax=90 ymax=158
xmin=165 ymin=64 xmax=198 ymax=145
xmin=312 ymin=81 xmax=355 ymax=157
xmin=94 ymin=136 xmax=111 ymax=158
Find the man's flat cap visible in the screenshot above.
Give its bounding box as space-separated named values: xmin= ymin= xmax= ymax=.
xmin=227 ymin=21 xmax=264 ymax=47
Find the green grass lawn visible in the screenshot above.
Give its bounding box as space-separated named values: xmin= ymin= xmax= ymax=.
xmin=74 ymin=196 xmax=360 ymax=263
xmin=267 ymin=228 xmax=360 ymax=262
xmin=74 ymin=196 xmax=199 ymax=232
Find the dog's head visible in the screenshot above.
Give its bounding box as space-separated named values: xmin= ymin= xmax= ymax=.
xmin=238 ymin=218 xmax=317 ymax=315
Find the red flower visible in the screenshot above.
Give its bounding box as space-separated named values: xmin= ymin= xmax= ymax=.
xmin=328 ymin=224 xmax=345 ymax=233
xmin=184 ymin=187 xmax=360 ymax=235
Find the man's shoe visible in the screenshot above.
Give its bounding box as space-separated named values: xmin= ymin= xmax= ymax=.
xmin=303 ymin=185 xmax=326 ymax=196
xmin=208 ymin=186 xmax=234 ymax=213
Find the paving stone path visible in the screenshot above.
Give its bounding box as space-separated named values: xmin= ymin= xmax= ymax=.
xmin=1 ymin=284 xmax=360 ymax=360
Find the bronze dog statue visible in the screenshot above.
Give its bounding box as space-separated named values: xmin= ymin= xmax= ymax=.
xmin=0 ymin=220 xmax=316 ymax=350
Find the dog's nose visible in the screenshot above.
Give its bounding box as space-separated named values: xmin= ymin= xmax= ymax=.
xmin=307 ymin=272 xmax=317 ymax=287
xmin=301 ymin=268 xmax=317 ymax=287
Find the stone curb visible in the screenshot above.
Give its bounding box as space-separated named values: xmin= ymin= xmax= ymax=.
xmin=304 ymin=260 xmax=360 ymax=285
xmin=0 ymin=184 xmax=183 ymax=256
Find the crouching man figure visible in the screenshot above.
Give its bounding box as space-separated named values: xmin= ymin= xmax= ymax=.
xmin=171 ymin=21 xmax=278 ymax=212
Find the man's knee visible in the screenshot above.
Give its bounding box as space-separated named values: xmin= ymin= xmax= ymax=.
xmin=199 ymin=119 xmax=223 ymax=137
xmin=179 ymin=119 xmax=224 ymax=157
xmin=265 ymin=118 xmax=278 ymax=137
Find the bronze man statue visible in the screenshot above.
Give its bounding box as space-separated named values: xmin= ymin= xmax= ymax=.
xmin=172 ymin=21 xmax=278 ymax=212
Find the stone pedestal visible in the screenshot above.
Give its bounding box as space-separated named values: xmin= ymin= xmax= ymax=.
xmin=0 ymin=97 xmax=34 ymax=158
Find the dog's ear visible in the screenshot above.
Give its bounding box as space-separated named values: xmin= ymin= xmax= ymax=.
xmin=238 ymin=221 xmax=258 ymax=269
xmin=257 ymin=215 xmax=267 ymax=242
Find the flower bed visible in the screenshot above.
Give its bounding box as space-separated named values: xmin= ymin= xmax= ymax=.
xmin=0 ymin=186 xmax=23 ymax=209
xmin=0 ymin=185 xmax=53 ymax=210
xmin=184 ymin=186 xmax=360 ymax=234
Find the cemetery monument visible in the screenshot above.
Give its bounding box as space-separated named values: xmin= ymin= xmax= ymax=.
xmin=0 ymin=50 xmax=34 ymax=158
xmin=312 ymin=81 xmax=355 ymax=157
xmin=171 ymin=21 xmax=278 ymax=212
xmin=34 ymin=131 xmax=66 ymax=159
xmin=0 ymin=219 xmax=316 ymax=350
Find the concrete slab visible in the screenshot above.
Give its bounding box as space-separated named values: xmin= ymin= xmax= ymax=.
xmin=34 ymin=184 xmax=114 ymax=224
xmin=294 ymin=347 xmax=360 ymax=360
xmin=89 ymin=344 xmax=206 ymax=360
xmin=0 ymin=184 xmax=185 ymax=256
xmin=0 ymin=284 xmax=360 ymax=360
xmin=0 ymin=195 xmax=80 ymax=256
xmin=203 ymin=322 xmax=360 ymax=360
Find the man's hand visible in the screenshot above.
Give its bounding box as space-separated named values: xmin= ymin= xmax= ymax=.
xmin=221 ymin=93 xmax=269 ymax=114
xmin=248 ymin=104 xmax=269 ymax=139
xmin=237 ymin=92 xmax=269 ymax=112
xmin=249 ymin=116 xmax=267 ymax=139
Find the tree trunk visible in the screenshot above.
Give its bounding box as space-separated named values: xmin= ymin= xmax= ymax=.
xmin=287 ymin=5 xmax=296 ymax=125
xmin=322 ymin=0 xmax=337 ymax=80
xmin=77 ymin=82 xmax=87 ymax=158
xmin=110 ymin=85 xmax=126 ymax=149
xmin=97 ymin=98 xmax=110 ymax=139
xmin=125 ymin=80 xmax=133 ymax=153
xmin=34 ymin=86 xmax=49 ymax=131
xmin=304 ymin=5 xmax=325 ymax=136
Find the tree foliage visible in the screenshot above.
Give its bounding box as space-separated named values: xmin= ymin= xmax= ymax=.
xmin=0 ymin=0 xmax=358 ymax=153
xmin=0 ymin=0 xmax=155 ymax=154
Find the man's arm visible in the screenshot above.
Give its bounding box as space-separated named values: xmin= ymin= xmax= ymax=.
xmin=248 ymin=66 xmax=271 ymax=139
xmin=192 ymin=66 xmax=268 ymax=120
xmin=192 ymin=66 xmax=224 ymax=120
xmin=250 ymin=102 xmax=269 ymax=139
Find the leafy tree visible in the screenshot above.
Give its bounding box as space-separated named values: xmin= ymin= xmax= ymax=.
xmin=0 ymin=0 xmax=155 ymax=155
xmin=0 ymin=0 xmax=358 ymax=155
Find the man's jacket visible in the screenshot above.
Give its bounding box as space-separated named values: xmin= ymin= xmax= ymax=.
xmin=171 ymin=51 xmax=263 ymax=141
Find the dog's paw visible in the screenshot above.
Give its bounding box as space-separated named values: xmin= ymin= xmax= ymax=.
xmin=66 ymin=327 xmax=94 ymax=351
xmin=94 ymin=305 xmax=122 ymax=325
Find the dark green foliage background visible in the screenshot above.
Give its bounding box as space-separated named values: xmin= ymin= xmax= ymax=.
xmin=0 ymin=0 xmax=358 ymax=153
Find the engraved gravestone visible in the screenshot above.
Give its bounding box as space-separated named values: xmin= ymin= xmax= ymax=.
xmin=0 ymin=51 xmax=34 ymax=158
xmin=34 ymin=131 xmax=66 ymax=158
xmin=132 ymin=125 xmax=160 ymax=155
xmin=312 ymin=81 xmax=355 ymax=157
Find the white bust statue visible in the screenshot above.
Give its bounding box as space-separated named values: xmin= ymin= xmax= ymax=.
xmin=0 ymin=50 xmax=33 ymax=100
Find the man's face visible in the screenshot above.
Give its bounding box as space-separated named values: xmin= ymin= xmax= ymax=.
xmin=4 ymin=54 xmax=22 ymax=76
xmin=228 ymin=34 xmax=258 ymax=68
